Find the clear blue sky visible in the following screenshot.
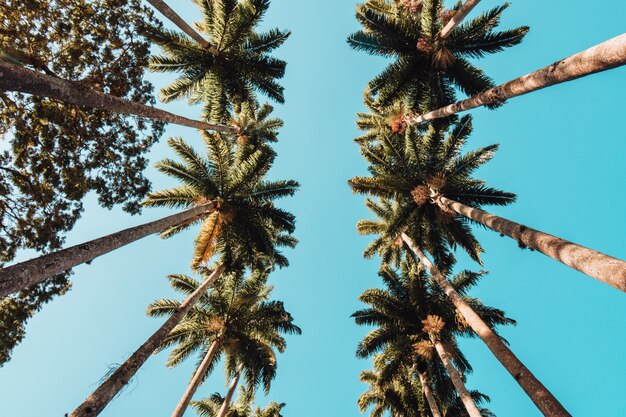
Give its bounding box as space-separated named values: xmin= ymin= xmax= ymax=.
xmin=2 ymin=1 xmax=626 ymax=416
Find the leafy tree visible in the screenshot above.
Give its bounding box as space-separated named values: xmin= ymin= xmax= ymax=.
xmin=348 ymin=0 xmax=528 ymax=114
xmin=0 ymin=0 xmax=163 ymax=366
xmin=147 ymin=268 xmax=300 ymax=417
xmin=149 ymin=0 xmax=291 ymax=123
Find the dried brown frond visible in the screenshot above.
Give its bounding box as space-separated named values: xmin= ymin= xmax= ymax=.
xmin=412 ymin=340 xmax=434 ymax=359
xmin=390 ymin=116 xmax=407 ymax=134
xmin=433 ymin=46 xmax=454 ymax=69
xmin=411 ymin=185 xmax=431 ymax=206
xmin=207 ymin=317 xmax=226 ymax=334
xmin=422 ymin=314 xmax=445 ymax=335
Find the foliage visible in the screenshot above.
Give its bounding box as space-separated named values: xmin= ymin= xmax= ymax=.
xmin=149 ymin=0 xmax=291 ymax=123
xmin=147 ymin=268 xmax=301 ymax=391
xmin=0 ymin=0 xmax=163 ymax=365
xmin=348 ymin=0 xmax=528 ymax=114
xmin=144 ymin=132 xmax=298 ymax=270
xmin=193 ymin=386 xmax=285 ymax=417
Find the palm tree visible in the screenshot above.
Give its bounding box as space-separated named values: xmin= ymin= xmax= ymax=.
xmin=407 ymin=33 xmax=626 ymax=124
xmin=350 ymin=116 xmax=516 ymax=267
xmin=347 ymin=1 xmax=528 ymax=114
xmin=149 ymin=0 xmax=291 ymax=124
xmin=0 ymin=59 xmax=232 ymax=132
xmin=192 ymin=386 xmax=285 ymax=417
xmin=353 ymin=260 xmax=510 ymax=416
xmin=146 ymin=269 xmax=300 ymax=417
xmin=0 ymin=131 xmax=298 ymax=296
xmin=356 ymin=198 xmax=570 ymax=416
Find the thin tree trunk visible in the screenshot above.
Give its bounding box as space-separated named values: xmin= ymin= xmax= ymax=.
xmin=431 ymin=338 xmax=481 ymax=417
xmin=417 ymin=371 xmax=442 ymax=417
xmin=439 ymin=0 xmax=481 ymax=40
xmin=433 ymin=195 xmax=626 ymax=293
xmin=401 ymin=233 xmax=571 ymax=417
xmin=146 ymin=0 xmax=218 ymax=54
xmin=407 ymin=33 xmax=626 ymax=124
xmin=171 ymin=338 xmax=222 ymax=417
xmin=0 ymin=203 xmax=215 ymax=297
xmin=0 ymin=60 xmax=233 ymax=133
xmin=216 ymin=364 xmax=245 ymax=417
xmin=70 ymin=263 xmax=227 ymax=417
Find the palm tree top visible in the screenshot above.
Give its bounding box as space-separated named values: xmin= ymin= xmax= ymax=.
xmin=147 ymin=267 xmax=300 ymax=390
xmin=348 ymin=0 xmax=528 ymax=112
xmin=149 ymin=0 xmax=291 ymax=123
xmin=193 ymin=385 xmax=286 ymax=417
xmin=144 ymin=132 xmax=299 ymax=270
xmin=350 ymin=116 xmax=515 ymax=265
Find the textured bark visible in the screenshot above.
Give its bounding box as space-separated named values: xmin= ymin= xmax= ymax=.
xmin=431 ymin=339 xmax=482 ymax=417
xmin=407 ymin=33 xmax=626 ymax=124
xmin=439 ymin=0 xmax=481 ymax=40
xmin=171 ymin=339 xmax=222 ymax=417
xmin=146 ymin=0 xmax=217 ymax=54
xmin=70 ymin=263 xmax=227 ymax=417
xmin=418 ymin=371 xmax=442 ymax=417
xmin=216 ymin=364 xmax=244 ymax=417
xmin=0 ymin=204 xmax=215 ymax=297
xmin=435 ymin=195 xmax=626 ymax=293
xmin=0 ymin=60 xmax=233 ymax=132
xmin=402 ymin=233 xmax=571 ymax=417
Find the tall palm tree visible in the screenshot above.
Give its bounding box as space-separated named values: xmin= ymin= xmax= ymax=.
xmin=350 ymin=116 xmax=516 ymax=267
xmin=351 ymin=112 xmax=626 ymax=292
xmin=146 ymin=269 xmax=300 ymax=417
xmin=353 ymin=260 xmax=510 ymax=416
xmin=356 ymin=198 xmax=570 ymax=416
xmin=149 ymin=0 xmax=291 ymax=123
xmin=407 ymin=33 xmax=626 ymax=124
xmin=0 ymin=59 xmax=232 ymax=132
xmin=0 ymin=131 xmax=298 ymax=296
xmin=347 ymin=1 xmax=528 ymax=114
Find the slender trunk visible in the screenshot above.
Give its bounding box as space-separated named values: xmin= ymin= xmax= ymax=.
xmin=0 ymin=204 xmax=215 ymax=297
xmin=434 ymin=195 xmax=626 ymax=293
xmin=70 ymin=263 xmax=227 ymax=417
xmin=439 ymin=0 xmax=481 ymax=40
xmin=171 ymin=338 xmax=222 ymax=417
xmin=216 ymin=364 xmax=244 ymax=417
xmin=431 ymin=338 xmax=481 ymax=417
xmin=146 ymin=0 xmax=218 ymax=54
xmin=417 ymin=371 xmax=442 ymax=417
xmin=0 ymin=60 xmax=233 ymax=133
xmin=402 ymin=233 xmax=571 ymax=417
xmin=407 ymin=33 xmax=626 ymax=124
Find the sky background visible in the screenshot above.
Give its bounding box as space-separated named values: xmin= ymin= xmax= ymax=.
xmin=2 ymin=1 xmax=626 ymax=416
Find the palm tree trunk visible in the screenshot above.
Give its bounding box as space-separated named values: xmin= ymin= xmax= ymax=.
xmin=407 ymin=33 xmax=626 ymax=124
xmin=0 ymin=203 xmax=215 ymax=297
xmin=439 ymin=0 xmax=481 ymax=40
xmin=70 ymin=263 xmax=227 ymax=417
xmin=430 ymin=338 xmax=481 ymax=417
xmin=146 ymin=0 xmax=218 ymax=54
xmin=171 ymin=338 xmax=222 ymax=417
xmin=417 ymin=371 xmax=442 ymax=417
xmin=401 ymin=233 xmax=571 ymax=417
xmin=216 ymin=363 xmax=245 ymax=417
xmin=0 ymin=60 xmax=232 ymax=133
xmin=433 ymin=194 xmax=626 ymax=293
